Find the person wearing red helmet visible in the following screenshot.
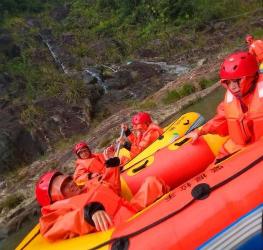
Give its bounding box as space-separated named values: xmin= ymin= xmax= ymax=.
xmin=118 ymin=112 xmax=163 ymax=159
xmin=35 ymin=168 xmax=169 ymax=241
xmin=245 ymin=34 xmax=263 ymax=66
xmin=73 ymin=141 xmax=116 ymax=186
xmin=186 ymin=51 xmax=262 ymax=157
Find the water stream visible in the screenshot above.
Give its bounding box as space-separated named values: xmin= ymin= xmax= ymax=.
xmin=1 ymin=87 xmax=225 ymax=250
xmin=141 ymin=61 xmax=189 ymax=75
xmin=176 ymin=87 xmax=225 ymax=121
xmin=40 ymin=33 xmax=109 ymax=93
xmin=84 ymin=68 xmax=108 ymax=93
xmin=0 ymin=217 xmax=38 ymax=250
xmin=40 ymin=35 xmax=69 ymax=74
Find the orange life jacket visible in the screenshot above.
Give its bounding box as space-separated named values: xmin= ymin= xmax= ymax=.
xmin=40 ymin=183 xmax=136 ymax=241
xmin=74 ymin=153 xmax=106 ymax=185
xmin=224 ymin=78 xmax=263 ymax=145
xmin=128 ymin=123 xmax=163 ymax=158
xmin=249 ymin=39 xmax=263 ymax=63
xmin=39 ymin=176 xmax=167 ymax=241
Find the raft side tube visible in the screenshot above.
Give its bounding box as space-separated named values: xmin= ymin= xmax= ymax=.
xmin=121 ymin=134 xmax=227 ymax=195
xmin=121 ymin=112 xmax=204 ymax=169
xmin=108 ymin=139 xmax=263 ymax=250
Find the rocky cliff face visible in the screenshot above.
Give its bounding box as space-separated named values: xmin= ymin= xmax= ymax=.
xmin=0 ymin=27 xmax=184 ymax=172
xmin=0 ymin=97 xmax=93 ymax=171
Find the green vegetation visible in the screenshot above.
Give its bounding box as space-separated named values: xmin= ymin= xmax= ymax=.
xmin=122 ymin=99 xmax=157 ymax=110
xmin=162 ymin=90 xmax=180 ymax=105
xmin=199 ymin=78 xmax=215 ymax=89
xmin=1 ymin=0 xmax=261 ymax=101
xmin=20 ymin=105 xmax=46 ymax=130
xmin=178 ymin=84 xmax=196 ymax=96
xmin=162 ymin=84 xmax=197 ymax=105
xmin=0 ymin=0 xmax=46 ymax=19
xmin=0 ymin=193 xmax=25 ymax=212
xmin=35 ymin=0 xmax=262 ymax=64
xmin=199 ymin=74 xmax=220 ymax=89
xmin=253 ymin=27 xmax=263 ymax=38
xmin=138 ymin=100 xmax=157 ymax=109
xmin=0 ymin=0 xmax=262 ymax=137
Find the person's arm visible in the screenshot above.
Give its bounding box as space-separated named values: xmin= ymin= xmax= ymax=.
xmin=84 ymin=202 xmax=113 ymax=231
xmin=129 ymin=127 xmax=162 ymax=158
xmin=248 ymin=46 xmax=255 ymax=57
xmin=199 ymin=102 xmax=228 ymax=136
xmin=40 ymin=206 xmax=95 ymax=241
xmin=40 ymin=201 xmax=113 ymax=241
xmin=117 ymin=123 xmax=136 ymax=146
xmin=127 ymin=131 xmax=157 ymax=157
xmin=186 ymin=102 xmax=228 ymax=143
xmin=102 ymin=157 xmax=121 ymax=194
xmin=73 ymin=161 xmax=92 ymax=184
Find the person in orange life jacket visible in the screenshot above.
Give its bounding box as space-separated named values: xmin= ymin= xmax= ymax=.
xmin=186 ymin=51 xmax=261 ymax=158
xmin=117 ymin=112 xmax=163 ymax=159
xmin=246 ymin=34 xmax=263 ymax=66
xmin=73 ymin=141 xmax=115 ymax=186
xmin=35 ymin=162 xmax=169 ymax=241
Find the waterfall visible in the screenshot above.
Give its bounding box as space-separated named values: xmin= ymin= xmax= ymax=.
xmin=40 ymin=35 xmax=69 ymax=74
xmin=84 ymin=68 xmax=108 ymax=93
xmin=40 ymin=33 xmax=108 ymax=93
xmin=141 ymin=61 xmax=189 ymax=75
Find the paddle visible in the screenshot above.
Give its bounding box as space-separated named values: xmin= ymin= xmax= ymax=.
xmin=116 ymin=128 xmax=124 ymax=157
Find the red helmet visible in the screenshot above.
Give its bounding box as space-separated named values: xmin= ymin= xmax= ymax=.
xmin=35 ymin=171 xmax=62 ymax=207
xmin=220 ymin=52 xmax=258 ymax=80
xmin=132 ymin=112 xmax=152 ymax=125
xmin=245 ymin=34 xmax=254 ymax=44
xmin=73 ymin=141 xmax=90 ymax=155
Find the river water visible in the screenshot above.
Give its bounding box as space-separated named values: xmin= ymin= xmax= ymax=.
xmin=0 ymin=87 xmax=225 ymax=250
xmin=177 ymin=87 xmax=225 ymax=121
xmin=0 ymin=217 xmax=38 ymax=250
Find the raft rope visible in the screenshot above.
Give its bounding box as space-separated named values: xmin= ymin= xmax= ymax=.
xmin=15 ymin=114 xmax=201 ymax=249
xmin=89 ymin=154 xmax=263 ymax=250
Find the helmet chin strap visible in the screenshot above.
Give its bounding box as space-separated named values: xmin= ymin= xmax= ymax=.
xmin=235 ymin=96 xmax=248 ymax=113
xmin=241 ymin=77 xmax=257 ymax=98
xmin=234 ymin=91 xmax=242 ymax=99
xmin=230 ymin=77 xmax=257 ymax=113
xmin=228 ymin=90 xmax=247 ymax=112
xmin=230 ymin=75 xmax=258 ymax=99
xmin=227 ymin=85 xmax=247 ymax=112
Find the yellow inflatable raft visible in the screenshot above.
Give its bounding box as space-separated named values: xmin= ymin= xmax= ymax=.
xmin=16 ymin=113 xmax=228 ymax=250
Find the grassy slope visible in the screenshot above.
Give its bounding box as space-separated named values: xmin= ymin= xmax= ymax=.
xmin=0 ymin=0 xmax=262 ymax=132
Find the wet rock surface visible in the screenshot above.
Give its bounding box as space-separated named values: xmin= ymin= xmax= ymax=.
xmin=96 ymin=61 xmax=173 ymax=114
xmin=0 ymin=105 xmax=42 ymax=172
